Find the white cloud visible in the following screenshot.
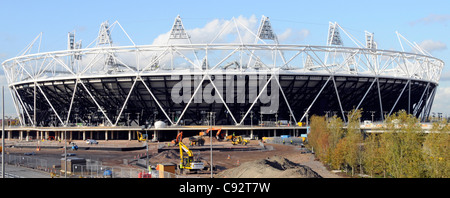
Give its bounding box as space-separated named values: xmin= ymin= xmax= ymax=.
xmin=149 ymin=16 xmax=311 ymax=69
xmin=431 ymin=85 xmax=450 ymax=115
xmin=439 ymin=71 xmax=450 ymax=81
xmin=0 ymin=53 xmax=8 ymax=59
xmin=277 ymin=28 xmax=310 ymax=43
xmin=152 ymin=15 xmax=259 ymax=45
xmin=151 ymin=15 xmax=310 ymax=45
xmin=410 ymin=14 xmax=450 ymax=26
xmin=418 ymin=40 xmax=447 ymax=53
xmin=0 ymin=74 xmax=16 ymax=117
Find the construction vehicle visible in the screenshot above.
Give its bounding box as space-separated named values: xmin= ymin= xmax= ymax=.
xmin=171 ymin=131 xmax=183 ymax=146
xmin=189 ymin=136 xmax=205 ymax=146
xmin=136 ymin=131 xmax=148 ymax=142
xmin=226 ymin=135 xmax=250 ymax=145
xmin=178 ymin=142 xmax=204 ymax=174
xmin=71 ymin=143 xmax=79 ymax=151
xmin=199 ymin=127 xmax=225 ymax=140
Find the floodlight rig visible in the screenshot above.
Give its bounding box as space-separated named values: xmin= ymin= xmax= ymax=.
xmin=257 ymin=15 xmax=277 ymax=42
xmin=327 ymin=22 xmax=343 ymax=46
xmin=365 ymin=31 xmax=377 ymax=49
xmin=169 ymin=15 xmax=189 ymax=40
xmin=167 ymin=15 xmax=200 ymax=70
xmin=97 ymin=21 xmax=113 ymax=46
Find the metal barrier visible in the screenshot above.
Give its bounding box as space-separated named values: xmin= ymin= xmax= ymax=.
xmin=72 ymin=164 xmax=145 ymax=178
xmin=0 ymin=170 xmax=23 ymax=178
xmin=264 ymin=136 xmax=304 ymax=146
xmin=6 ymin=154 xmax=49 ymax=172
xmin=71 ymin=164 xmax=194 ymax=178
xmin=3 ymin=154 xmax=195 ymax=178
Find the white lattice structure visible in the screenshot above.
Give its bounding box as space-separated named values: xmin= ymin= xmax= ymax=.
xmin=2 ymin=16 xmax=444 ymax=127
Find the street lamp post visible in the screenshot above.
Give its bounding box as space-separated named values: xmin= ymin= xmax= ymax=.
xmin=64 ymin=130 xmax=67 ymax=178
xmin=209 ymin=112 xmax=213 ymax=178
xmin=2 ymin=87 xmax=5 ymax=178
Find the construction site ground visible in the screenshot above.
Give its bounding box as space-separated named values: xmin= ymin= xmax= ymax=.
xmin=2 ymin=139 xmax=342 ymax=178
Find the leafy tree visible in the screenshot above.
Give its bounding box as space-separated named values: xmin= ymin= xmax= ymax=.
xmin=332 ymin=136 xmax=350 ymax=172
xmin=363 ymin=134 xmax=383 ymax=177
xmin=343 ymin=109 xmax=363 ymax=176
xmin=326 ymin=116 xmax=345 ymax=166
xmin=382 ymin=110 xmax=425 ymax=178
xmin=308 ymin=109 xmax=448 ymax=178
xmin=423 ymin=120 xmax=450 ymax=178
xmin=308 ymin=115 xmax=330 ymax=162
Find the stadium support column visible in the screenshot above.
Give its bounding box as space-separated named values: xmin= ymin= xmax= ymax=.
xmin=105 ymin=130 xmax=108 ymax=141
xmin=153 ymin=130 xmax=159 ymax=141
xmin=128 ymin=131 xmax=131 ymax=141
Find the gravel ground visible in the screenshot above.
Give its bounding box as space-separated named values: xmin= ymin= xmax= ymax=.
xmin=3 ymin=139 xmax=342 ymax=178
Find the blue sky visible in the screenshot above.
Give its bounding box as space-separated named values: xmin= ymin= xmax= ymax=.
xmin=0 ymin=0 xmax=449 ymax=117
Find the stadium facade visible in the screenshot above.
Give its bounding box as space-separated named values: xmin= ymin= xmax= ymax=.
xmin=2 ymin=16 xmax=444 ymax=129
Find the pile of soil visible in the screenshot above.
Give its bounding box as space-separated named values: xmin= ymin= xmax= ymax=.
xmin=148 ymin=149 xmax=208 ymax=168
xmin=181 ymin=136 xmax=223 ymax=146
xmin=149 ymin=150 xmax=180 ymax=164
xmin=215 ymin=155 xmax=321 ymax=178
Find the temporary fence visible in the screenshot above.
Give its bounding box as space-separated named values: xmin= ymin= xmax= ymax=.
xmin=71 ymin=164 xmax=194 ymax=178
xmin=264 ymin=136 xmax=304 ymax=146
xmin=71 ymin=164 xmax=144 ymax=178
xmin=5 ymin=154 xmax=50 ymax=172
xmin=3 ymin=154 xmax=196 ymax=178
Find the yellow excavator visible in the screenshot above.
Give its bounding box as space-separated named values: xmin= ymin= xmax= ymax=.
xmin=226 ymin=134 xmax=250 ymax=145
xmin=136 ymin=131 xmax=148 ymax=142
xmin=178 ymin=142 xmax=204 ymax=174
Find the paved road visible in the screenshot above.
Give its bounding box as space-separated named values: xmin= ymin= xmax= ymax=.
xmin=0 ymin=164 xmax=51 ymax=178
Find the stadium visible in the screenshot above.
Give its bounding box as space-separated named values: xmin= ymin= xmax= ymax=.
xmin=1 ymin=16 xmax=444 ymax=140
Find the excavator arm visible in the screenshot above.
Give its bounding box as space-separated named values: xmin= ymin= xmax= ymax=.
xmin=172 ymin=131 xmax=183 ymax=145
xmin=202 ymin=127 xmax=224 ymax=140
xmin=179 ymin=142 xmax=193 ymax=157
xmin=178 ymin=142 xmax=204 ymax=171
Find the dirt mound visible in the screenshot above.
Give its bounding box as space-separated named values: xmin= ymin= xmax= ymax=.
xmin=181 ymin=136 xmax=222 ymax=146
xmin=216 ymin=155 xmax=321 ymax=178
xmin=149 ymin=150 xmax=180 ymax=164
